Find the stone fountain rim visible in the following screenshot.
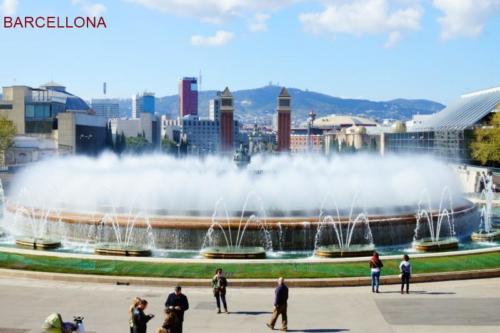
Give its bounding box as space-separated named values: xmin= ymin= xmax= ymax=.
xmin=0 ymin=244 xmax=498 ymax=264
xmin=5 ymin=202 xmax=476 ymax=230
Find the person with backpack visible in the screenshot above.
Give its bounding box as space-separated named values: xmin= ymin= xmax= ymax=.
xmin=399 ymin=254 xmax=412 ymax=294
xmin=212 ymin=268 xmax=228 ymax=314
xmin=369 ymin=251 xmax=383 ymax=293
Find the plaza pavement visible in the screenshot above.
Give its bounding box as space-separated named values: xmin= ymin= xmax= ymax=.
xmin=0 ymin=276 xmax=499 ymax=333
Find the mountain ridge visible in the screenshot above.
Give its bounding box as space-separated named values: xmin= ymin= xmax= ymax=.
xmin=118 ymin=85 xmax=445 ymax=123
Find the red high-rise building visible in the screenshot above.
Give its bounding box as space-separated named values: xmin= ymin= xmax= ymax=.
xmin=219 ymin=87 xmax=234 ymax=152
xmin=277 ymin=87 xmax=291 ymax=152
xmin=179 ymin=77 xmax=198 ymax=118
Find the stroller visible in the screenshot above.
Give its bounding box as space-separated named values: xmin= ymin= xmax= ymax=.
xmin=42 ymin=313 xmax=85 ymax=333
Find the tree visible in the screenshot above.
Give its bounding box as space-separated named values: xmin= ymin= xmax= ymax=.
xmin=0 ymin=116 xmax=17 ymax=168
xmin=114 ymin=131 xmax=126 ymax=154
xmin=161 ymin=134 xmax=176 ymax=154
xmin=126 ymin=134 xmax=152 ymax=154
xmin=471 ymin=112 xmax=500 ymax=166
xmin=104 ymin=122 xmax=114 ymax=151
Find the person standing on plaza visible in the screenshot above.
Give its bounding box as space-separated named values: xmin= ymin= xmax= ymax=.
xmin=165 ymin=285 xmax=189 ymax=333
xmin=132 ymin=299 xmax=154 ymax=333
xmin=267 ymin=277 xmax=288 ymax=331
xmin=129 ymin=297 xmax=142 ymax=333
xmin=369 ymin=251 xmax=383 ymax=293
xmin=399 ymin=254 xmax=412 ymax=294
xmin=212 ymin=268 xmax=228 ymax=314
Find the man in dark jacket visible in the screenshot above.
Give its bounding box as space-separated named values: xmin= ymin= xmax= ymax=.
xmin=132 ymin=299 xmax=154 ymax=333
xmin=165 ymin=285 xmax=189 ymax=333
xmin=267 ymin=277 xmax=288 ymax=331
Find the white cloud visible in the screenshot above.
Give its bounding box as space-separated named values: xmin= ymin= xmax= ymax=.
xmin=249 ymin=13 xmax=270 ymax=32
xmin=0 ymin=0 xmax=18 ymax=15
xmin=299 ymin=0 xmax=422 ymax=47
xmin=72 ymin=0 xmax=107 ymax=16
xmin=385 ymin=31 xmax=401 ymax=48
xmin=126 ymin=0 xmax=292 ymax=24
xmin=191 ymin=30 xmax=235 ymax=46
xmin=432 ymin=0 xmax=500 ymax=39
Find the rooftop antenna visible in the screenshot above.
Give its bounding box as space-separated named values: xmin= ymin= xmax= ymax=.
xmin=198 ymin=69 xmax=202 ymax=92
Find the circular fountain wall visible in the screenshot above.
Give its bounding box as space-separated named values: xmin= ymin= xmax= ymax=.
xmin=1 ymin=154 xmax=479 ymax=254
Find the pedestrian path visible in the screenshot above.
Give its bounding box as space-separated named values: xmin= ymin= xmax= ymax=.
xmin=0 ymin=277 xmax=499 ymax=332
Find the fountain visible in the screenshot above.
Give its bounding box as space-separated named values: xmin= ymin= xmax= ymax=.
xmin=10 ymin=190 xmax=62 ymax=250
xmin=471 ymin=174 xmax=500 ymax=242
xmin=94 ymin=205 xmax=153 ymax=256
xmin=1 ymin=154 xmax=480 ymax=258
xmin=200 ymin=195 xmax=271 ymax=259
xmin=314 ymin=194 xmax=375 ymax=257
xmin=413 ymin=188 xmax=459 ymax=251
xmin=0 ymin=179 xmax=4 ymax=238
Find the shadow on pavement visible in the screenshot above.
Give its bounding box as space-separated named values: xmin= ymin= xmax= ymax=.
xmin=231 ymin=311 xmax=272 ymax=315
xmin=286 ymin=329 xmax=349 ymax=332
xmin=377 ymin=291 xmax=455 ymax=295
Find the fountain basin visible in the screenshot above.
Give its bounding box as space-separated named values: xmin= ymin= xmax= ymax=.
xmin=315 ymin=244 xmax=375 ymax=258
xmin=94 ymin=243 xmax=152 ymax=257
xmin=6 ymin=202 xmax=478 ymax=250
xmin=15 ymin=237 xmax=61 ymax=250
xmin=201 ymin=246 xmax=266 ymax=259
xmin=471 ymin=230 xmax=500 ymax=242
xmin=413 ymin=237 xmax=459 ymax=252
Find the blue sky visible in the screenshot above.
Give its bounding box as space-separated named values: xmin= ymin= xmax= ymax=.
xmin=1 ymin=0 xmax=500 ymax=104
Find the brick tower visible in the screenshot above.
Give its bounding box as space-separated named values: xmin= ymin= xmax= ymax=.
xmin=219 ymin=87 xmax=234 ymax=152
xmin=277 ymin=87 xmax=291 ymax=152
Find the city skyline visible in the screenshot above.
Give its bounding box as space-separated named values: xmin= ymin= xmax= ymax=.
xmin=0 ymin=0 xmax=500 ymax=104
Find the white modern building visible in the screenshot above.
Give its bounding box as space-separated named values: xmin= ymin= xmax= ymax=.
xmin=110 ymin=113 xmax=161 ymax=147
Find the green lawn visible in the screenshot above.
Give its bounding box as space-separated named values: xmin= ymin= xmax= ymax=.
xmin=0 ymin=250 xmax=499 ymax=279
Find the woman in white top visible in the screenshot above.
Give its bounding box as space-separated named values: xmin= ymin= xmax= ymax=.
xmin=399 ymin=254 xmax=412 ymax=294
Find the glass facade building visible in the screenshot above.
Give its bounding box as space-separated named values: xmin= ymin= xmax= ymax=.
xmin=385 ymin=87 xmax=500 ymax=163
xmin=24 ymin=83 xmax=90 ymax=134
xmin=132 ymin=92 xmax=155 ymax=118
xmin=384 ymin=130 xmax=473 ymax=163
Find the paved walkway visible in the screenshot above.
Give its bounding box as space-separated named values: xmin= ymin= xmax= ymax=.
xmin=0 ymin=277 xmax=499 ymax=333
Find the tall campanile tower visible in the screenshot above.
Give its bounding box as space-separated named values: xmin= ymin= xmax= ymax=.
xmin=277 ymin=87 xmax=291 ymax=152
xmin=220 ymin=87 xmax=234 ymax=152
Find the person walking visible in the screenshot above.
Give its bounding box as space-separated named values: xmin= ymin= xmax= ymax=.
xmin=132 ymin=299 xmax=155 ymax=333
xmin=212 ymin=268 xmax=228 ymax=314
xmin=129 ymin=297 xmax=142 ymax=333
xmin=165 ymin=285 xmax=189 ymax=333
xmin=369 ymin=251 xmax=383 ymax=293
xmin=267 ymin=277 xmax=288 ymax=332
xmin=399 ymin=254 xmax=412 ymax=294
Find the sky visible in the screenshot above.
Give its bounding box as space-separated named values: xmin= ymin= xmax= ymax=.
xmin=0 ymin=0 xmax=500 ymax=104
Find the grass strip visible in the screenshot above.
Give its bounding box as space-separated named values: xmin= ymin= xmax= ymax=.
xmin=0 ymin=251 xmax=499 ymax=279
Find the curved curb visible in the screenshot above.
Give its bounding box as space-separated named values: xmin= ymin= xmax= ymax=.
xmin=0 ymin=244 xmax=499 ymax=264
xmin=0 ymin=268 xmax=499 ymax=288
